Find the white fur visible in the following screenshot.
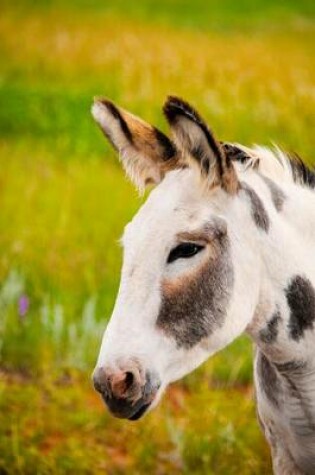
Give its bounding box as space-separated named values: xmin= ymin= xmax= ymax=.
xmin=95 ymin=145 xmax=315 ymax=473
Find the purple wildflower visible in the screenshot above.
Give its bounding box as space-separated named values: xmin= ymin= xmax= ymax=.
xmin=18 ymin=295 xmax=29 ymax=319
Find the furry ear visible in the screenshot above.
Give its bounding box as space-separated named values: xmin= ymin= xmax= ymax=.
xmin=92 ymin=97 xmax=178 ymax=192
xmin=163 ymin=96 xmax=239 ymax=194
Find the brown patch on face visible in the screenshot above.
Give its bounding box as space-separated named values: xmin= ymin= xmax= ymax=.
xmin=221 ymin=166 xmax=240 ymax=194
xmin=157 ymin=230 xmax=233 ymax=349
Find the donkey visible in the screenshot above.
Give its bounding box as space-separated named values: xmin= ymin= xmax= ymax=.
xmin=91 ymin=96 xmax=315 ymax=474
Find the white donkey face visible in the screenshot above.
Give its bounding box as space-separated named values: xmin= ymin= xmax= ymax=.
xmin=91 ymin=97 xmax=260 ymax=420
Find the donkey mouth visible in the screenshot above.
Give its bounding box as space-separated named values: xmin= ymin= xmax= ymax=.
xmin=128 ymin=402 xmax=151 ymax=421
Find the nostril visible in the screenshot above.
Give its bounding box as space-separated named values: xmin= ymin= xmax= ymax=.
xmin=93 ymin=366 xmax=141 ymax=402
xmin=110 ymin=370 xmax=136 ymax=399
xmin=125 ymin=371 xmax=134 ymax=391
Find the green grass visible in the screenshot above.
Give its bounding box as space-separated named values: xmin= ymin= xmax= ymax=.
xmin=3 ymin=0 xmax=315 ymax=32
xmin=0 ymin=0 xmax=314 ymax=473
xmin=0 ymin=370 xmax=270 ymax=475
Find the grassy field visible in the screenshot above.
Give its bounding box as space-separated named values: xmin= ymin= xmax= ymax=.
xmin=0 ymin=1 xmax=314 ymax=473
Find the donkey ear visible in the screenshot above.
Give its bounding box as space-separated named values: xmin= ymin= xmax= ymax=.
xmin=163 ymin=96 xmax=239 ymax=194
xmin=92 ymin=97 xmax=178 ymax=192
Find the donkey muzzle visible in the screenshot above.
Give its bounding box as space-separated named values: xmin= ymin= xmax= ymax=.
xmin=92 ymin=364 xmax=160 ymax=420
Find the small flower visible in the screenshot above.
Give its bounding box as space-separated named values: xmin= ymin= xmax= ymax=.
xmin=18 ymin=295 xmax=29 ymax=318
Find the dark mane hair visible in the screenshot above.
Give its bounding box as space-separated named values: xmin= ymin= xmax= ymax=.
xmin=287 ymin=152 xmax=315 ymax=189
xmin=222 ymin=143 xmax=315 ymax=190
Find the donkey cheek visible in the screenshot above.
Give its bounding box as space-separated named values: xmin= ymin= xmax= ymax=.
xmin=156 ymin=244 xmax=234 ymax=350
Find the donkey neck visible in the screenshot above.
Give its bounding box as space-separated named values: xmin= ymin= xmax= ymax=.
xmin=245 ymin=174 xmax=315 ymax=366
xmin=243 ymin=174 xmax=315 ymax=473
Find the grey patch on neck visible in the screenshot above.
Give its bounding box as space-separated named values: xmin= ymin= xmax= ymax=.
xmin=278 ymin=364 xmax=315 ymax=440
xmin=259 ymin=308 xmax=282 ymax=344
xmin=257 ymin=351 xmax=281 ymax=407
xmin=157 ymin=233 xmax=233 ymax=349
xmin=261 ymin=176 xmax=286 ymax=212
xmin=275 ymin=360 xmax=306 ymax=375
xmin=240 ymin=182 xmax=270 ymax=232
xmin=286 ymin=275 xmax=315 ymax=341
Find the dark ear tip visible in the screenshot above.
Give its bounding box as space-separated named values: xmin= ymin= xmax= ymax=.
xmin=163 ymin=95 xmax=199 ymax=124
xmin=93 ymin=96 xmax=113 ymax=107
xmin=164 ymin=95 xmax=185 ymax=108
xmin=163 ymin=96 xmax=188 ymax=121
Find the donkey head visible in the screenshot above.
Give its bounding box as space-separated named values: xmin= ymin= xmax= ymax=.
xmin=91 ymin=97 xmax=260 ymax=420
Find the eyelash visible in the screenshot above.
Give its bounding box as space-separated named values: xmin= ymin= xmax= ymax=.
xmin=167 ymin=243 xmax=204 ymax=264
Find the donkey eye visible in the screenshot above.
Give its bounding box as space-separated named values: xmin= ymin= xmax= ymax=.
xmin=167 ymin=243 xmax=204 ymax=264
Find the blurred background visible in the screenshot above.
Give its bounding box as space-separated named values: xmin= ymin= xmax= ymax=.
xmin=0 ymin=0 xmax=314 ymax=473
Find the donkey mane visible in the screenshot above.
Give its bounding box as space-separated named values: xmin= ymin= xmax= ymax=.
xmin=224 ymin=143 xmax=315 ymax=190
xmin=287 ymin=152 xmax=315 ymax=189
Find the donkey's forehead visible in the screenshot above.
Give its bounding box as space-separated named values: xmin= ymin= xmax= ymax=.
xmin=123 ymin=169 xmax=210 ymax=243
xmin=150 ymin=168 xmax=203 ymax=207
